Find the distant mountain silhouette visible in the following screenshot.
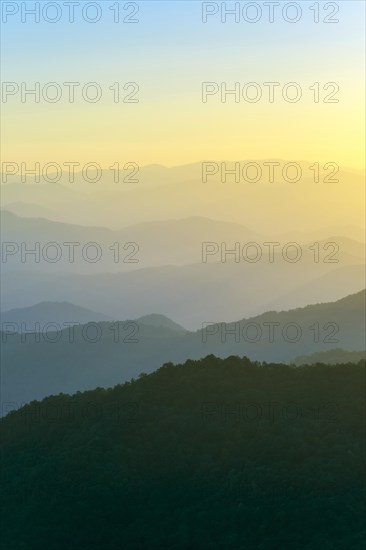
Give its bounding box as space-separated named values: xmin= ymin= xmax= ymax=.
xmin=292 ymin=348 xmax=365 ymax=366
xmin=135 ymin=314 xmax=187 ymax=332
xmin=1 ymin=301 xmax=112 ymax=326
xmin=2 ymin=211 xmax=364 ymax=327
xmin=1 ymin=202 xmax=57 ymax=219
xmin=2 ymin=255 xmax=364 ymax=328
xmin=1 ymin=210 xmax=263 ymax=272
xmin=1 ymin=302 xmax=187 ymax=334
xmin=1 ymin=290 xmax=364 ymax=409
xmin=1 ymin=162 xmax=364 ymax=232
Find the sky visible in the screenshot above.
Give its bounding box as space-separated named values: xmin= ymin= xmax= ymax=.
xmin=1 ymin=0 xmax=365 ymax=168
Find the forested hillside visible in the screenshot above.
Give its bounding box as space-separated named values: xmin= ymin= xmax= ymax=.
xmin=1 ymin=356 xmax=365 ymax=549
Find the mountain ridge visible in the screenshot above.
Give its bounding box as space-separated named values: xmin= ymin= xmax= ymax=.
xmin=2 ymin=289 xmax=364 ymax=408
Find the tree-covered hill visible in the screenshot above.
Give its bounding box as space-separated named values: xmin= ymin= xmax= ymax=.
xmin=1 ymin=356 xmax=365 ymax=549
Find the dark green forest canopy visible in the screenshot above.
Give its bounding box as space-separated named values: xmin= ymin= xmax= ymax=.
xmin=1 ymin=356 xmax=365 ymax=550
